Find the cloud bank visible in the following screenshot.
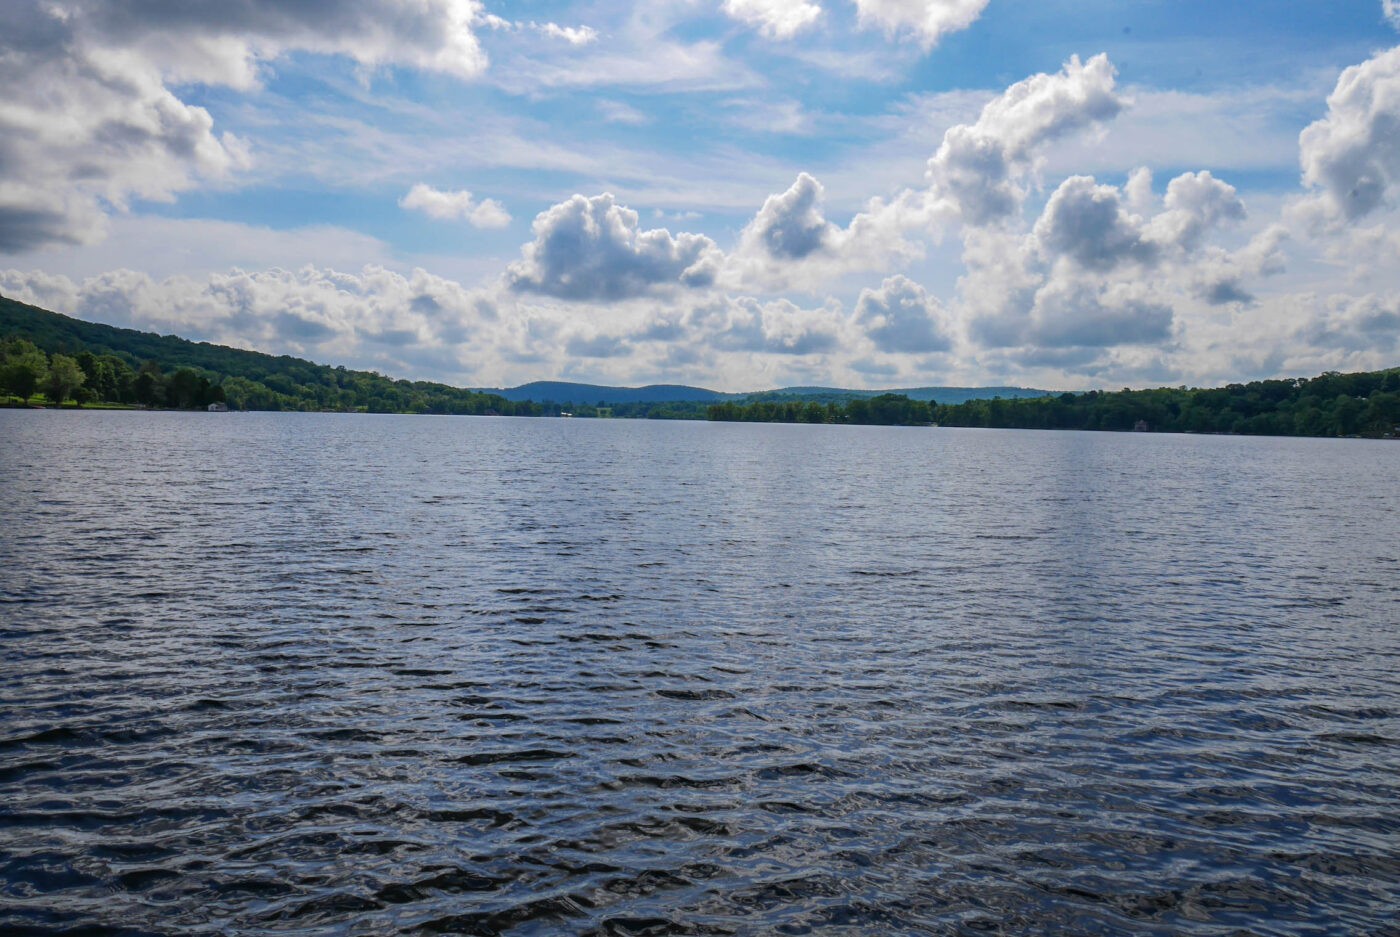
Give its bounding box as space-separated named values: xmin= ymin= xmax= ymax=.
xmin=4 ymin=26 xmax=1400 ymax=392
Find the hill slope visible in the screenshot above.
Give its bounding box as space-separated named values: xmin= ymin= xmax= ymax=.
xmin=0 ymin=294 xmax=530 ymax=415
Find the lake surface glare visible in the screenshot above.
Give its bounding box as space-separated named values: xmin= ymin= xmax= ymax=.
xmin=1 ymin=411 xmax=1398 ymax=935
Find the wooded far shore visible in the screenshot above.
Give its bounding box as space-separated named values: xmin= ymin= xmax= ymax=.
xmin=3 ymin=294 xmax=1397 ymax=438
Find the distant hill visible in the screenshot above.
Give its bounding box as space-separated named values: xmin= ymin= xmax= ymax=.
xmin=490 ymin=381 xmax=726 ymax=404
xmin=487 ymin=381 xmax=1052 ymax=406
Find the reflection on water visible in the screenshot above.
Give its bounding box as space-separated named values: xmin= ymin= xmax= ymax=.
xmin=1 ymin=411 xmax=1397 ymax=934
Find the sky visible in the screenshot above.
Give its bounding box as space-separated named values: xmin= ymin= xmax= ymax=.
xmin=2 ymin=1 xmax=1400 ymax=392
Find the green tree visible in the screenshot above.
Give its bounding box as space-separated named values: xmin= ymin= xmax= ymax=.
xmin=1 ymin=339 xmax=48 ymax=402
xmin=43 ymin=353 xmax=85 ymax=405
xmin=166 ymin=368 xmax=203 ymax=408
xmin=134 ymin=362 xmax=164 ymax=407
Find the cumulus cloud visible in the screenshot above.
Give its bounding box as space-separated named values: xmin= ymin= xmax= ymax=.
xmin=1028 ymin=170 xmax=1243 ymax=273
xmin=1298 ymin=46 xmax=1400 ymax=226
xmin=1305 ymin=292 xmax=1400 ymax=350
xmin=0 ymin=5 xmax=250 ymax=252
xmin=853 ymin=275 xmax=952 ymax=353
xmin=1189 ymin=223 xmax=1288 ymax=305
xmin=1147 ymin=171 xmax=1247 ymax=251
xmin=0 ymin=0 xmax=492 ymax=252
xmin=399 ymin=184 xmax=511 ymax=228
xmin=723 ymin=0 xmax=823 ymax=38
xmin=505 ymin=193 xmax=721 ymax=300
xmin=703 ymin=296 xmax=845 ymax=355
xmin=911 ymin=57 xmax=1249 ymax=364
xmin=740 ymin=173 xmax=837 ymax=260
xmin=726 ymin=174 xmax=938 ymax=291
xmin=958 ymin=165 xmax=1250 ymax=354
xmin=1023 ymin=277 xmax=1174 ymax=349
xmin=1385 ymin=1 xmax=1400 ymax=29
xmin=721 ymin=57 xmax=1125 ymax=290
xmin=1033 ymin=175 xmax=1158 ymax=271
xmin=927 ymin=53 xmax=1123 ymax=225
xmin=853 ymin=0 xmax=990 ymax=48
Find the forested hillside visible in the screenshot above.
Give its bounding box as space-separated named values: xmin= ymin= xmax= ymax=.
xmin=0 ymin=295 xmax=535 ymax=414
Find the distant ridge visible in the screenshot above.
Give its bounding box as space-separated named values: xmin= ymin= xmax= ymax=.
xmin=490 ymin=381 xmax=726 ymax=405
xmin=737 ymin=385 xmax=1052 ymax=405
xmin=486 ymin=380 xmax=1052 ymax=407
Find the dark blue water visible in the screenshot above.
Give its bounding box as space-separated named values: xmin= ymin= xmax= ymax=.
xmin=1 ymin=411 xmax=1398 ymax=935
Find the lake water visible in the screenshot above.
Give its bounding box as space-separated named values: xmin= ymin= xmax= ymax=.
xmin=1 ymin=410 xmax=1398 ymax=935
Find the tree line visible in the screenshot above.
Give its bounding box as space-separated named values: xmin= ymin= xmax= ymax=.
xmin=0 ymin=335 xmax=553 ymax=414
xmin=709 ymin=370 xmax=1400 ymax=438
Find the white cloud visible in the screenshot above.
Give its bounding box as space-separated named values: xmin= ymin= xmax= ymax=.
xmin=538 ymin=23 xmax=599 ymax=46
xmin=718 ymin=55 xmax=1129 ymax=295
xmin=723 ymin=0 xmax=823 ymax=39
xmin=1385 ymin=1 xmax=1400 ymax=30
xmin=0 ymin=19 xmax=249 ymax=251
xmin=1033 ymin=175 xmax=1158 ymax=272
xmin=1147 ymin=171 xmax=1247 ymax=252
xmin=1298 ymin=45 xmax=1400 ymax=226
xmin=399 ymin=184 xmax=512 ymax=228
xmin=701 ymin=295 xmax=846 ymax=355
xmin=927 ymin=54 xmax=1123 ymax=225
xmin=726 ymin=174 xmax=937 ymax=291
xmin=1194 ymin=288 xmax=1400 ymax=384
xmin=853 ymin=274 xmax=952 ymax=352
xmin=0 ymin=0 xmax=496 ymax=252
xmin=79 ymin=0 xmax=490 ymax=89
xmin=504 ymin=193 xmax=721 ymax=300
xmin=482 ymin=14 xmax=598 ymax=46
xmin=1189 ymin=223 xmax=1288 ymax=305
xmin=1305 ymin=291 xmax=1400 ymax=351
xmin=957 ymin=165 xmax=1252 ymax=356
xmin=1022 ymin=276 xmax=1174 ymax=349
xmin=740 ymin=172 xmax=837 ymax=260
xmin=853 ymin=0 xmax=990 ymax=48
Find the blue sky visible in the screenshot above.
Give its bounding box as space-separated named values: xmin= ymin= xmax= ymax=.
xmin=2 ymin=0 xmax=1399 ymax=390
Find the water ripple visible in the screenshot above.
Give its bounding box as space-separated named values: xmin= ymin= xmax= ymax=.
xmin=1 ymin=412 xmax=1398 ymax=934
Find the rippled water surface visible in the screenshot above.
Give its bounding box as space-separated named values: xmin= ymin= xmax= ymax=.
xmin=2 ymin=410 xmax=1398 ymax=935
